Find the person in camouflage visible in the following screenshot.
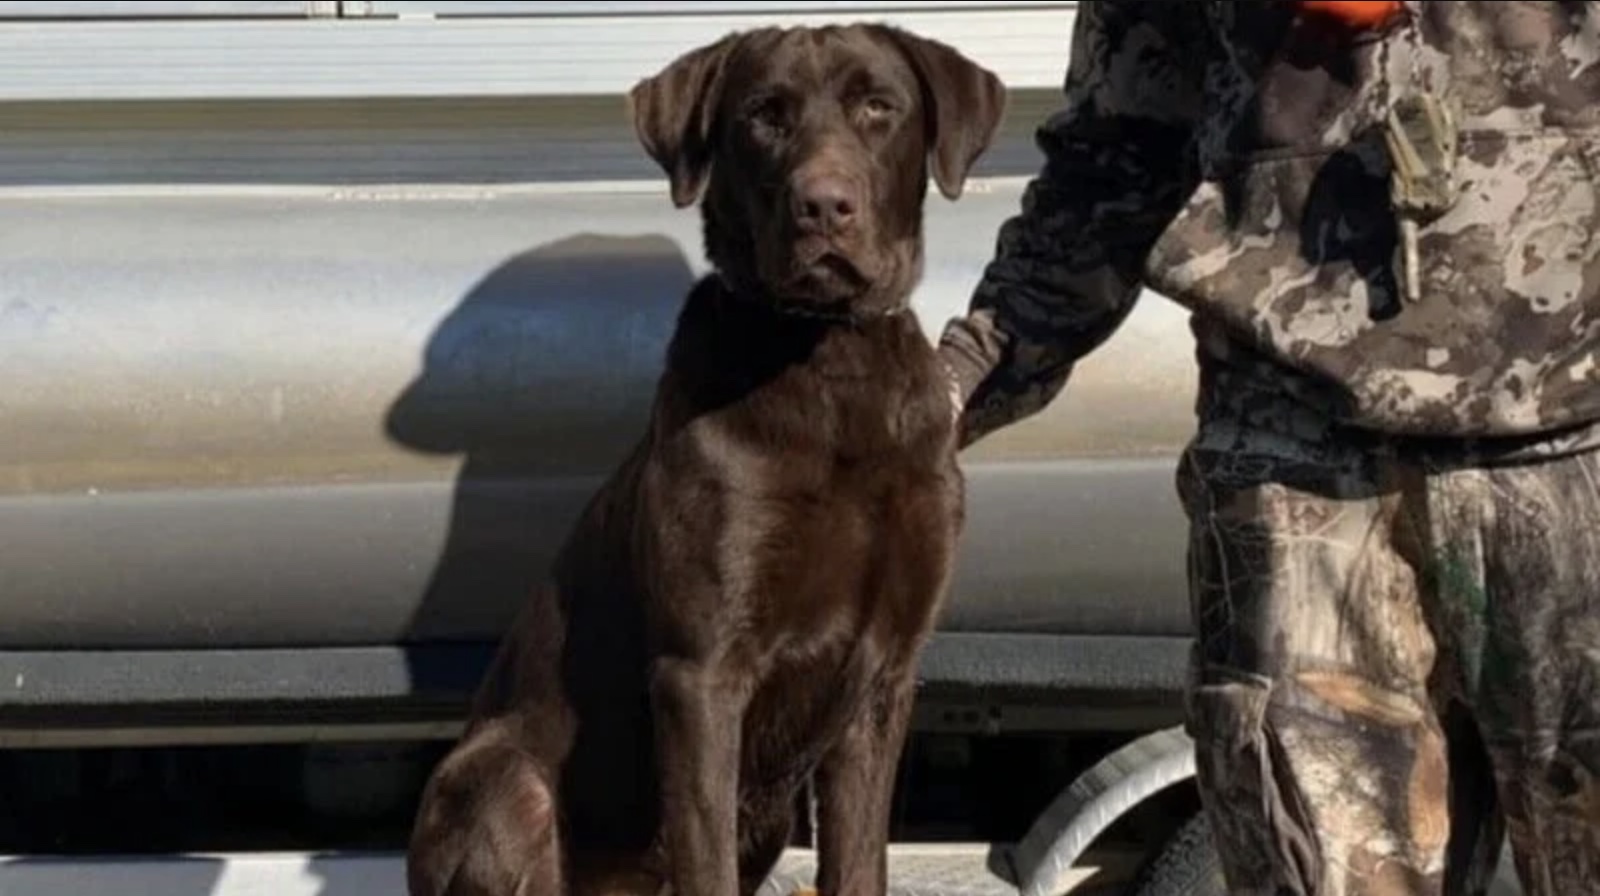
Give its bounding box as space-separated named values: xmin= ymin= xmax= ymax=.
xmin=936 ymin=1 xmax=1600 ymax=894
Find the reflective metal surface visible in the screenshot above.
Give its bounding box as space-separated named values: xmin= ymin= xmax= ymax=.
xmin=0 ymin=181 xmax=1198 ymax=646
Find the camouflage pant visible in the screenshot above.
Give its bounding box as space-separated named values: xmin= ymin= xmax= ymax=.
xmin=1178 ymin=420 xmax=1600 ymax=896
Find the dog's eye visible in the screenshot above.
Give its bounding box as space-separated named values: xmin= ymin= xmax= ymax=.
xmin=747 ymin=96 xmax=789 ymax=130
xmin=861 ymin=96 xmax=897 ymax=119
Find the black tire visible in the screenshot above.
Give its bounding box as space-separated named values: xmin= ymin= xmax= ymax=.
xmin=1127 ymin=812 xmax=1228 ymax=896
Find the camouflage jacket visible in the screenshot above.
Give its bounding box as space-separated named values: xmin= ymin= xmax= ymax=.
xmin=939 ymin=0 xmax=1600 ymax=451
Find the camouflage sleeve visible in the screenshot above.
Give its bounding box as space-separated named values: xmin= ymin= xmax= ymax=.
xmin=938 ymin=0 xmax=1207 ymax=447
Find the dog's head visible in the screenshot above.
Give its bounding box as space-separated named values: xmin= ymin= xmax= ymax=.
xmin=629 ymin=25 xmax=1006 ymax=318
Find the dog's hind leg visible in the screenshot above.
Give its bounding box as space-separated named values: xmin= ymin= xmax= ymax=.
xmin=408 ymin=735 xmax=564 ymax=896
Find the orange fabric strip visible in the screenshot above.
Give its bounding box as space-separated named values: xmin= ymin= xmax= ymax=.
xmin=1297 ymin=0 xmax=1405 ymax=29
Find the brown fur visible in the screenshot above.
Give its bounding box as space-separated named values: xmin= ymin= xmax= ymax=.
xmin=406 ymin=23 xmax=1005 ymax=896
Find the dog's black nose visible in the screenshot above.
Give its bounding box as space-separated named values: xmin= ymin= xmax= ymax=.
xmin=792 ymin=174 xmax=859 ymax=232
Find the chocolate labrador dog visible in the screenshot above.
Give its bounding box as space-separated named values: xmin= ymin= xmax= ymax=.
xmin=407 ymin=23 xmax=1004 ymax=896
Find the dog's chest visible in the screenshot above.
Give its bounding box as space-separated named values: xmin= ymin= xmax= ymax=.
xmin=767 ymin=320 xmax=947 ymax=451
xmin=723 ymin=332 xmax=958 ymax=663
xmin=727 ymin=333 xmax=953 ymax=590
xmin=650 ymin=314 xmax=962 ymax=791
xmin=729 ymin=453 xmax=955 ymax=784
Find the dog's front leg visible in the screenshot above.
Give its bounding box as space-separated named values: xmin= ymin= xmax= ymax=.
xmin=814 ymin=675 xmax=916 ymax=896
xmin=652 ymin=657 xmax=745 ymax=896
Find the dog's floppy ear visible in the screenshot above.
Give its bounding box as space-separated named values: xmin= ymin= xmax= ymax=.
xmin=884 ymin=29 xmax=1007 ymax=201
xmin=628 ymin=32 xmax=745 ymax=209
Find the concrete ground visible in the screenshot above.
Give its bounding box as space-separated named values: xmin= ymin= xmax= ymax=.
xmin=0 ymin=844 xmax=1533 ymax=896
xmin=0 ymin=845 xmax=1128 ymax=896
